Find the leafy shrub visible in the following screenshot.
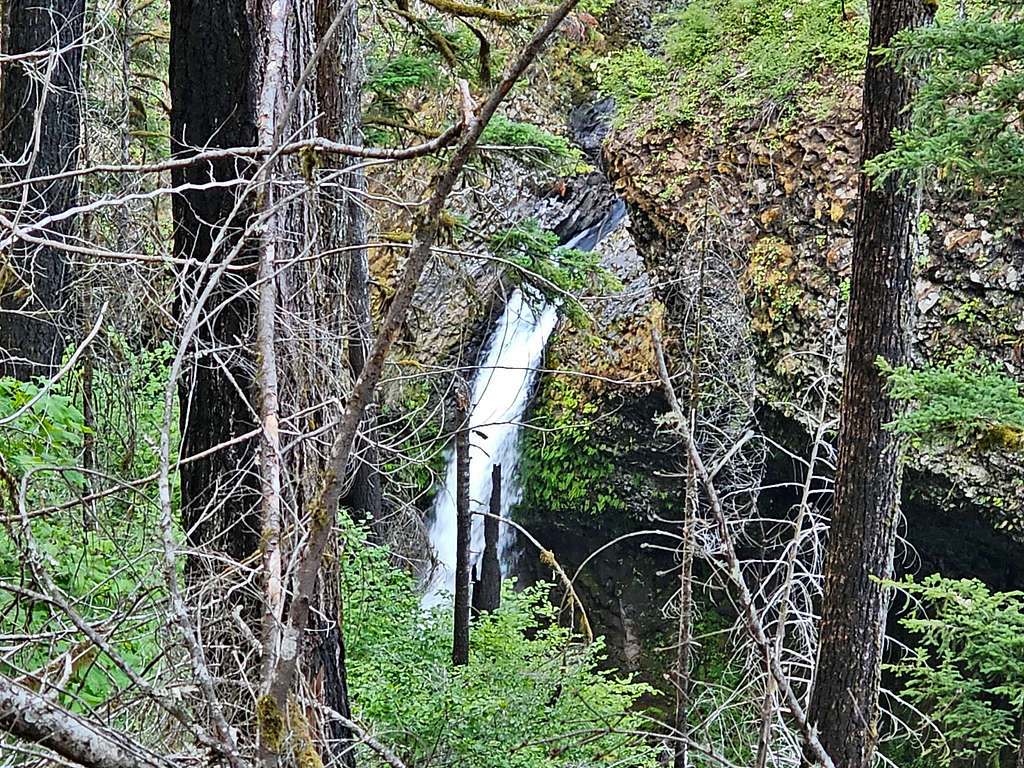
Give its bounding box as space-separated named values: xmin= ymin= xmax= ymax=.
xmin=595 ymin=47 xmax=669 ymax=104
xmin=0 ymin=341 xmax=176 ymax=712
xmin=341 ymin=527 xmax=659 ymax=768
xmin=660 ymin=0 xmax=867 ymax=126
xmin=664 ymin=3 xmax=721 ymax=67
xmin=0 ymin=377 xmax=87 ymax=479
xmin=888 ymin=575 xmax=1024 ymax=767
xmin=517 ymin=376 xmax=626 ymax=522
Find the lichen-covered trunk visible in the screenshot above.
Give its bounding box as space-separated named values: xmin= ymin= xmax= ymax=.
xmin=171 ymin=0 xmax=364 ymax=760
xmin=0 ymin=0 xmax=85 ymax=378
xmin=807 ymin=2 xmax=933 ymax=767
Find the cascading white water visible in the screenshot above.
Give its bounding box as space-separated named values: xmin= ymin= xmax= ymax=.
xmin=421 ymin=291 xmax=557 ymax=606
xmin=422 ymin=201 xmax=627 ymax=606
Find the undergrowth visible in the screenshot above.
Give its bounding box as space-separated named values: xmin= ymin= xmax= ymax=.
xmin=517 ymin=376 xmax=626 ymax=523
xmin=591 ymin=0 xmax=867 ymax=132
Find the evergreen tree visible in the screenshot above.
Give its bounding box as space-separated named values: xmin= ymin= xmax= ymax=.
xmin=807 ymin=1 xmax=935 ymax=766
xmin=0 ymin=0 xmax=85 ymax=378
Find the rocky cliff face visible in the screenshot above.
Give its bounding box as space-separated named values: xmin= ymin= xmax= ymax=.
xmin=603 ymin=79 xmax=1024 ymax=532
xmin=365 ymin=2 xmax=1024 ymax=678
xmin=506 ymin=75 xmax=1024 ymax=678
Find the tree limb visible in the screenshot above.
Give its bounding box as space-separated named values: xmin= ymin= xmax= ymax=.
xmin=0 ymin=122 xmax=465 ymax=194
xmin=0 ymin=676 xmax=175 ymax=768
xmin=261 ymin=0 xmax=586 ymax=717
xmin=651 ymin=327 xmax=836 ymax=768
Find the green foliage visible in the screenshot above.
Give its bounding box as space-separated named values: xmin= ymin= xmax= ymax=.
xmin=490 ymin=218 xmax=621 ymax=327
xmin=595 ymin=47 xmax=670 ymax=104
xmin=367 ymin=53 xmax=440 ymax=98
xmin=518 ymin=377 xmax=626 ymax=522
xmin=887 ymin=574 xmax=1024 ymax=767
xmin=0 ymin=378 xmax=87 ymax=479
xmin=744 ymin=237 xmax=802 ymax=332
xmin=95 ymin=338 xmax=178 ymax=479
xmin=869 ymin=5 xmax=1024 ymax=213
xmin=0 ymin=342 xmax=177 ymax=712
xmin=479 ymin=116 xmax=587 ymax=173
xmin=579 ymin=0 xmax=616 ymax=14
xmin=364 ymin=51 xmax=443 ymax=143
xmin=645 ymin=0 xmax=867 ymax=128
xmin=341 ymin=526 xmax=658 ymax=768
xmin=880 ymin=352 xmax=1024 ymax=452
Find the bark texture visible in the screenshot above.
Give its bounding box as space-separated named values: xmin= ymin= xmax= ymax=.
xmin=171 ymin=1 xmax=361 ymax=760
xmin=320 ymin=0 xmax=383 ymax=529
xmin=0 ymin=676 xmax=173 ymax=768
xmin=170 ymin=0 xmax=261 ymax=564
xmin=0 ymin=0 xmax=85 ymax=378
xmin=807 ymin=2 xmax=934 ymax=766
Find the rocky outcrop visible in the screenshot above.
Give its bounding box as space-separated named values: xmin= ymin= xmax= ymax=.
xmin=604 ymin=81 xmax=1024 ymax=530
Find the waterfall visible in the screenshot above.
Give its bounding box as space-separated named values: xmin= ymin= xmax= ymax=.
xmin=422 ymin=201 xmax=627 ymax=606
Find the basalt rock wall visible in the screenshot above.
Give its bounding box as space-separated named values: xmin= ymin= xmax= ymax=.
xmin=604 ymin=81 xmax=1024 ymax=533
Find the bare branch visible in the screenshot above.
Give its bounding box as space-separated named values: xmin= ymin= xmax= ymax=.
xmin=261 ymin=0 xmax=585 ymax=713
xmin=0 ymin=675 xmax=175 ymax=768
xmin=0 ymin=124 xmax=465 ymax=194
xmin=651 ymin=327 xmax=836 ymax=768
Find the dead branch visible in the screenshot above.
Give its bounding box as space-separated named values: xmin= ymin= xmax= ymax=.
xmin=0 ymin=676 xmax=175 ymax=768
xmin=0 ymin=122 xmax=465 ymax=194
xmin=261 ymin=0 xmax=585 ymax=718
xmin=651 ymin=327 xmax=836 ymax=768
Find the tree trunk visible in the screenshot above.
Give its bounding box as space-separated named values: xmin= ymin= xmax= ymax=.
xmin=472 ymin=464 xmax=502 ymax=615
xmin=0 ymin=0 xmax=85 ymax=378
xmin=453 ymin=382 xmax=471 ymax=666
xmin=1016 ymin=710 xmax=1024 ymax=768
xmin=170 ymin=0 xmax=261 ymax=566
xmin=300 ymin=3 xmax=366 ymax=761
xmin=171 ymin=2 xmax=361 ymax=760
xmin=807 ymin=2 xmax=934 ymax=767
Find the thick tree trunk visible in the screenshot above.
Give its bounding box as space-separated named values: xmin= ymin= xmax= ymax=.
xmin=171 ymin=3 xmax=361 ymax=761
xmin=301 ymin=3 xmax=366 ymax=762
xmin=325 ymin=0 xmax=383 ymax=529
xmin=170 ymin=0 xmax=261 ymax=565
xmin=807 ymin=2 xmax=933 ymax=767
xmin=472 ymin=464 xmax=502 ymax=615
xmin=0 ymin=0 xmax=85 ymax=378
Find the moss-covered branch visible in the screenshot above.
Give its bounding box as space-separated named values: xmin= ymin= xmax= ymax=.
xmin=420 ymin=0 xmax=531 ymax=25
xmin=364 ymin=115 xmax=443 ymax=139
